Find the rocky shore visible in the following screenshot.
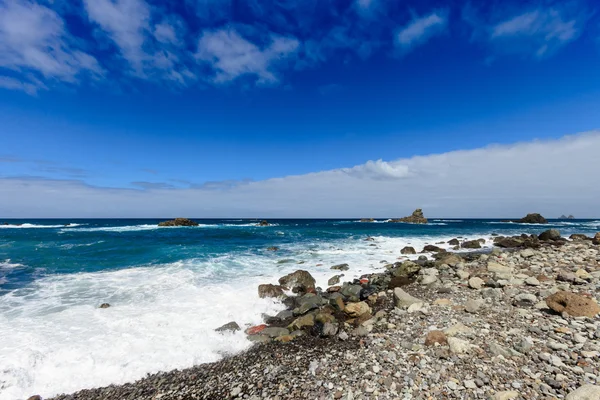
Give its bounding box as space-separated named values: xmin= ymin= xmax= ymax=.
xmin=47 ymin=231 xmax=600 ymax=400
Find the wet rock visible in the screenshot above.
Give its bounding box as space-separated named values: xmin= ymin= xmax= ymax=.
xmin=257 ymin=220 xmax=270 ymax=226
xmin=425 ymin=330 xmax=447 ymax=346
xmin=328 ymin=275 xmax=342 ymax=286
xmin=401 ymin=246 xmax=416 ymax=254
xmin=246 ymin=324 xmax=267 ymax=335
xmin=99 ymin=303 xmax=110 ymax=309
xmin=391 ymin=261 xmax=421 ymax=278
xmin=461 ymin=240 xmax=482 ymax=249
xmin=360 ymin=218 xmax=375 ymax=222
xmin=278 ymin=270 xmax=316 ymax=293
xmin=266 ymin=246 xmax=279 ymax=251
xmin=448 ymin=238 xmax=460 ymax=246
xmin=545 ymin=291 xmax=600 ymax=317
xmin=389 ymin=208 xmax=428 ymax=224
xmin=258 ymin=284 xmax=285 ymax=298
xmin=331 ymin=263 xmax=349 ymax=271
xmin=157 ymin=218 xmax=199 ymax=227
xmin=340 ymin=284 xmax=363 ymax=302
xmin=570 ymin=234 xmax=590 ymax=241
xmin=289 ymin=314 xmax=315 ymax=330
xmin=261 ymin=327 xmax=289 ymax=338
xmin=27 ymin=396 xmax=42 ymax=400
xmin=247 ymin=335 xmax=270 ymax=343
xmin=539 ymin=229 xmax=561 ymax=241
xmin=422 ymin=245 xmax=445 ymax=253
xmin=215 ymin=321 xmax=241 ymax=333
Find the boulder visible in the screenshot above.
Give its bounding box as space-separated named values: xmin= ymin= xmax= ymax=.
xmin=257 ymin=220 xmax=270 ymax=226
xmin=344 ymin=301 xmax=371 ymax=318
xmin=461 ymin=240 xmax=482 ymax=249
xmin=566 ymin=384 xmax=600 ymax=400
xmin=391 ymin=261 xmax=421 ymax=278
xmin=545 ymin=291 xmax=600 ymax=317
xmin=421 ymin=245 xmax=445 ymax=253
xmin=570 ymin=234 xmax=590 ymax=241
xmin=278 ymin=270 xmax=316 ymax=293
xmin=389 ymin=209 xmax=428 ymax=224
xmin=246 ymin=324 xmax=267 ymax=335
xmin=258 ymin=284 xmax=285 ymax=298
xmin=158 ymin=218 xmax=199 ymax=227
xmin=594 ymin=233 xmax=600 ymax=245
xmin=99 ymin=303 xmax=110 ymax=309
xmin=288 ymin=314 xmax=315 ymax=330
xmin=517 ymin=213 xmax=547 ymax=224
xmin=401 ymin=246 xmax=416 ymax=254
xmin=261 ymin=327 xmax=290 ymax=338
xmin=539 ymin=229 xmax=561 ymax=241
xmin=394 ymin=288 xmax=423 ymax=308
xmin=215 ymin=321 xmax=241 ymax=333
xmin=447 ymin=238 xmax=460 ymax=246
xmin=27 ymin=396 xmax=42 ymax=400
xmin=434 ymin=253 xmax=463 ymax=267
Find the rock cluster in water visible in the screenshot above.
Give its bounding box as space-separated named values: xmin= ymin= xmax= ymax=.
xmin=157 ymin=218 xmax=199 ymax=227
xmin=389 ymin=208 xmax=428 ymax=224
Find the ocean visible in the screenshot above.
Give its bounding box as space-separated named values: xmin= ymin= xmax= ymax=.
xmin=1 ymin=218 xmax=599 ymax=399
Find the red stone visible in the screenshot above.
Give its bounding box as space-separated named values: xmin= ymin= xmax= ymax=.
xmin=246 ymin=324 xmax=267 ymax=335
xmin=360 ymin=278 xmax=369 ymax=284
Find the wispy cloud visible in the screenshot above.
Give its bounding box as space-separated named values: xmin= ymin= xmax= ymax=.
xmin=196 ymin=28 xmax=300 ymax=84
xmin=0 ymin=0 xmax=103 ymax=92
xmin=465 ymin=4 xmax=585 ymax=59
xmin=1 ymin=132 xmax=598 ymax=218
xmin=396 ymin=10 xmax=449 ymax=51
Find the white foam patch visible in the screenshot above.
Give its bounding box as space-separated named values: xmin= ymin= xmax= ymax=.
xmin=0 ymin=224 xmax=82 ymax=229
xmin=0 ymin=233 xmax=494 ymax=399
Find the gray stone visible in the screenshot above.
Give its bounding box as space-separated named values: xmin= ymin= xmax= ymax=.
xmin=468 ymin=277 xmax=485 ymax=289
xmin=565 ymin=384 xmax=600 ymax=400
xmin=394 ymin=288 xmax=423 ymax=308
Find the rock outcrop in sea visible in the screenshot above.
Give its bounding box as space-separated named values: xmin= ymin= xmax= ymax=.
xmin=517 ymin=213 xmax=548 ymax=224
xmin=157 ymin=218 xmax=199 ymax=227
xmin=360 ymin=218 xmax=375 ymax=222
xmin=389 ymin=208 xmax=428 ymax=224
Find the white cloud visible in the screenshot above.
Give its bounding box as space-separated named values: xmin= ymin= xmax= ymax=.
xmin=396 ymin=10 xmax=448 ymax=49
xmin=468 ymin=6 xmax=583 ymax=59
xmin=0 ymin=0 xmax=103 ymax=91
xmin=196 ymin=28 xmax=300 ymax=84
xmin=2 ymin=132 xmax=599 ymax=218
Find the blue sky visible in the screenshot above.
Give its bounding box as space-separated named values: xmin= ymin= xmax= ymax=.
xmin=1 ymin=0 xmax=600 ymax=217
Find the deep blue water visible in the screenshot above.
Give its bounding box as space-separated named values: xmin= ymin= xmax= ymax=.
xmin=2 ymin=218 xmax=599 ymax=295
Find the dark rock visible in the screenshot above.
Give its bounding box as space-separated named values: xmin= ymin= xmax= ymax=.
xmin=266 ymin=246 xmax=279 ymax=251
xmin=421 ymin=245 xmax=445 ymax=253
xmin=461 ymin=240 xmax=482 ymax=249
xmin=215 ymin=321 xmax=241 ymax=333
xmin=389 ymin=208 xmax=428 ymax=224
xmin=258 ymin=284 xmax=285 ymax=298
xmin=99 ymin=303 xmax=110 ymax=309
xmin=278 ymin=270 xmax=316 ymax=293
xmin=390 ymin=261 xmax=421 ymax=278
xmin=27 ymin=396 xmax=42 ymax=400
xmin=360 ymin=218 xmax=375 ymax=222
xmin=340 ymin=283 xmax=363 ymax=302
xmin=539 ymin=229 xmax=561 ymax=241
xmin=401 ymin=246 xmax=416 ymax=254
xmin=594 ymin=232 xmax=600 ymax=245
xmin=157 ymin=218 xmax=199 ymax=227
xmin=517 ymin=213 xmax=548 ymax=224
xmin=257 ymin=220 xmax=270 ymax=226
xmin=447 ymin=238 xmax=460 ymax=246
xmin=328 ymin=275 xmax=342 ymax=286
xmin=294 ymin=294 xmax=327 ymax=315
xmin=331 ymin=263 xmax=349 ymax=271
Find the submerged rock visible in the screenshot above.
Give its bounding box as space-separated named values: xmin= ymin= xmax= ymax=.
xmin=99 ymin=303 xmax=110 ymax=309
xmin=157 ymin=218 xmax=199 ymax=227
xmin=331 ymin=263 xmax=349 ymax=271
xmin=215 ymin=321 xmax=241 ymax=333
xmin=389 ymin=208 xmax=428 ymax=224
xmin=461 ymin=240 xmax=481 ymax=249
xmin=422 ymin=245 xmax=445 ymax=253
xmin=257 ymin=220 xmax=270 ymax=226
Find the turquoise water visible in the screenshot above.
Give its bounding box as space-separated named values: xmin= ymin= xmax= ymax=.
xmin=0 ymin=218 xmax=598 ymax=399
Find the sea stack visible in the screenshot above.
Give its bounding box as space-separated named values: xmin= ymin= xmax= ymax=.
xmin=389 ymin=209 xmax=428 ymax=224
xmin=158 ymin=218 xmax=199 ymax=227
xmin=517 ymin=213 xmax=547 ymax=224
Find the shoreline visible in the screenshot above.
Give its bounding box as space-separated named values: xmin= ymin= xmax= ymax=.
xmin=35 ymin=232 xmax=600 ymax=399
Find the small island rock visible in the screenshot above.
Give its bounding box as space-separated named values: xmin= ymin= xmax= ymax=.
xmin=158 ymin=218 xmax=199 ymax=227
